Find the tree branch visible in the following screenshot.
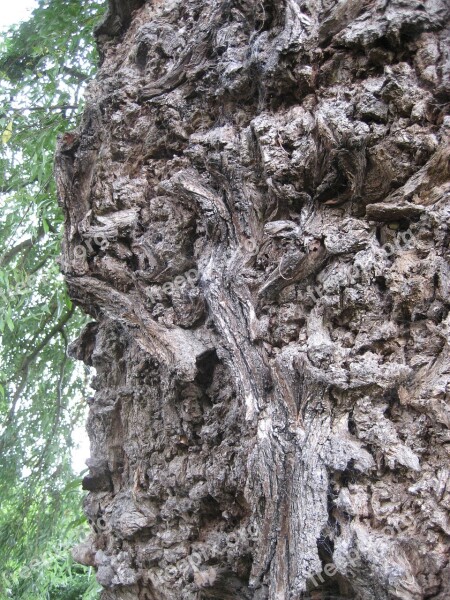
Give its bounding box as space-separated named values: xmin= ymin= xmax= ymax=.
xmin=0 ymin=305 xmax=75 ymax=429
xmin=0 ymin=222 xmax=56 ymax=268
xmin=60 ymin=66 xmax=89 ymax=82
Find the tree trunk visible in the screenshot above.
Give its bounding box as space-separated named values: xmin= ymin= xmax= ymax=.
xmin=56 ymin=1 xmax=450 ymax=598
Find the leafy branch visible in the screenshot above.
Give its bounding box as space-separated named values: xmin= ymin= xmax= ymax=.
xmin=0 ymin=1 xmax=105 ymax=597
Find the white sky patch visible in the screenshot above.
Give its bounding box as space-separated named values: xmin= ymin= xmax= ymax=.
xmin=72 ymin=416 xmax=91 ymax=475
xmin=0 ymin=0 xmax=37 ymax=29
xmin=69 ymin=363 xmax=95 ymax=475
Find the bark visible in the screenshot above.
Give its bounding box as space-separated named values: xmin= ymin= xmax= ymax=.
xmin=56 ymin=1 xmax=450 ymax=598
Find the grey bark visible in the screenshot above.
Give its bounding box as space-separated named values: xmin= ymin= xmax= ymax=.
xmin=57 ymin=0 xmax=450 ymax=598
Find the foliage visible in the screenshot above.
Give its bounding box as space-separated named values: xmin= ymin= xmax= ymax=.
xmin=0 ymin=1 xmax=105 ymax=597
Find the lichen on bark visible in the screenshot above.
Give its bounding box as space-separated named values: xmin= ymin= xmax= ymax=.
xmin=57 ymin=0 xmax=450 ymax=598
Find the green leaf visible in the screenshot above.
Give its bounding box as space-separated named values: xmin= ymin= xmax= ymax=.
xmin=1 ymin=120 xmax=13 ymax=144
xmin=6 ymin=316 xmax=14 ymax=332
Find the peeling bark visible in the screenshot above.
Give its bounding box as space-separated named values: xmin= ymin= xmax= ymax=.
xmin=56 ymin=1 xmax=450 ymax=598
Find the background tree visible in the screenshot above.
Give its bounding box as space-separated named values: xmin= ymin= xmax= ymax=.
xmin=0 ymin=1 xmax=105 ymax=597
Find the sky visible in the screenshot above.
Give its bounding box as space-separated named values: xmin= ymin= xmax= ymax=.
xmin=0 ymin=0 xmax=37 ymax=29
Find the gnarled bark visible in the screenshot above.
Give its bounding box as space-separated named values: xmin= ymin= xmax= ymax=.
xmin=57 ymin=1 xmax=450 ymax=598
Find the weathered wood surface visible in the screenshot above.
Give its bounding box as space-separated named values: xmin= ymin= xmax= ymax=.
xmin=57 ymin=0 xmax=450 ymax=598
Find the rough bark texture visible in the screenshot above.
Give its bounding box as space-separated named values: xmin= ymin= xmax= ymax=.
xmin=56 ymin=1 xmax=450 ymax=598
